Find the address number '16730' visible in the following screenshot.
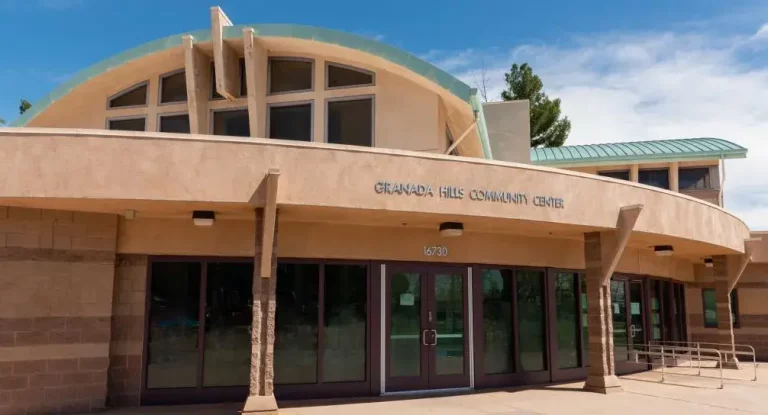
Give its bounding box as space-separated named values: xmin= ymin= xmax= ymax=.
xmin=423 ymin=246 xmax=448 ymax=257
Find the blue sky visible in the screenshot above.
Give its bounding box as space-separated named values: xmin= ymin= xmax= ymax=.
xmin=0 ymin=0 xmax=765 ymax=122
xmin=1 ymin=0 xmax=768 ymax=227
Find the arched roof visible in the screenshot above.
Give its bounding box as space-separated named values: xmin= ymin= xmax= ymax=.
xmin=11 ymin=24 xmax=474 ymax=127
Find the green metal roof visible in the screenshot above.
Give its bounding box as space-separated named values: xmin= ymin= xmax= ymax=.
xmin=10 ymin=24 xmax=473 ymax=127
xmin=531 ymin=138 xmax=747 ymax=167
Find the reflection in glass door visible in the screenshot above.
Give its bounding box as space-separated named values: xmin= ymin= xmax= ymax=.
xmin=386 ymin=265 xmax=469 ymax=391
xmin=610 ymin=280 xmax=629 ymax=363
xmin=629 ymin=281 xmax=646 ymax=355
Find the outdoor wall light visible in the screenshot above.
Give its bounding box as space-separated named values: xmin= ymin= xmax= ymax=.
xmin=704 ymin=258 xmax=714 ymax=268
xmin=654 ymin=245 xmax=674 ymax=256
xmin=192 ymin=210 xmax=215 ymax=227
xmin=439 ymin=222 xmax=464 ymax=237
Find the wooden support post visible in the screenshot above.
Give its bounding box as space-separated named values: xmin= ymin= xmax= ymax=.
xmin=183 ymin=35 xmax=210 ymax=134
xmin=601 ymin=204 xmax=644 ymax=286
xmin=243 ymin=28 xmax=267 ymax=138
xmin=244 ymin=170 xmax=280 ymax=414
xmin=211 ymin=6 xmax=240 ymax=101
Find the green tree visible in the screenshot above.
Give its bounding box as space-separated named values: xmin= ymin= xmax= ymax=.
xmin=19 ymin=99 xmax=31 ymax=114
xmin=0 ymin=118 xmax=5 ymax=126
xmin=501 ymin=63 xmax=571 ymax=148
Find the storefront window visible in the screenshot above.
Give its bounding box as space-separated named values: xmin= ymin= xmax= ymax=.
xmin=580 ymin=277 xmax=589 ymax=366
xmin=323 ymin=264 xmax=367 ymax=382
xmin=275 ymin=263 xmax=320 ymax=384
xmin=146 ymin=262 xmax=202 ymax=389
xmin=650 ymin=280 xmax=662 ymax=341
xmin=555 ymin=272 xmax=580 ymax=369
xmin=702 ymin=288 xmax=739 ymax=328
xmin=203 ymin=262 xmax=253 ymax=387
xmin=482 ymin=269 xmax=514 ymax=374
xmin=275 ymin=261 xmax=369 ymax=386
xmin=516 ymin=270 xmax=546 ymax=372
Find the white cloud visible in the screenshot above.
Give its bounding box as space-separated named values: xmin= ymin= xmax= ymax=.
xmin=751 ymin=23 xmax=768 ymax=41
xmin=428 ymin=27 xmax=768 ymax=229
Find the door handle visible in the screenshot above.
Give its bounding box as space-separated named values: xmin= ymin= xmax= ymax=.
xmin=430 ymin=329 xmax=438 ymax=346
xmin=422 ymin=330 xmax=429 ymax=346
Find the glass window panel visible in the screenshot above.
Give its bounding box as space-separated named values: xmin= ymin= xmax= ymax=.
xmin=482 ymin=269 xmax=514 ymax=374
xmin=611 ymin=280 xmax=628 ymax=362
xmin=639 ymin=169 xmax=670 ymax=189
xmin=650 ymin=281 xmax=662 ymax=341
xmin=679 ymin=168 xmax=711 ymax=190
xmin=269 ymin=59 xmax=313 ymax=94
xmin=160 ymin=71 xmax=187 ymax=104
xmin=327 ymin=64 xmax=373 ymax=88
xmin=109 ymin=83 xmax=147 ymax=108
xmin=389 ymin=271 xmax=421 ymax=377
xmin=555 ymin=272 xmax=579 ymax=369
xmin=269 ymin=104 xmax=312 ymax=142
xmin=146 ymin=262 xmax=201 ymax=389
xmin=598 ymin=170 xmax=630 ymax=181
xmin=213 ymin=109 xmax=250 ymax=137
xmin=323 ymin=264 xmax=367 ymax=383
xmin=159 ymin=114 xmax=190 ymax=133
xmin=702 ymin=288 xmax=717 ymax=328
xmin=516 ymin=270 xmax=545 ymax=371
xmin=730 ymin=290 xmax=739 ymax=327
xmin=275 ymin=263 xmax=319 ymax=384
xmin=629 ymin=281 xmax=646 ymax=352
xmin=327 ymin=98 xmax=373 ymax=147
xmin=580 ymin=276 xmax=589 ymax=366
xmin=434 ymin=273 xmax=464 ymax=375
xmin=108 ymin=117 xmax=145 ymax=132
xmin=203 ymin=262 xmax=253 ymax=387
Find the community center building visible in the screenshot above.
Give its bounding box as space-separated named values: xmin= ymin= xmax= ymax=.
xmin=0 ymin=6 xmax=766 ymax=415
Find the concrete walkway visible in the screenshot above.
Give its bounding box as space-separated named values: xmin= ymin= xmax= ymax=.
xmin=104 ymin=365 xmax=767 ymax=414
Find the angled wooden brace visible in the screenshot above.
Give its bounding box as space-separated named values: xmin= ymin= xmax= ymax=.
xmin=727 ymin=237 xmax=761 ymax=293
xmin=601 ymin=204 xmax=644 ymax=286
xmin=260 ymin=169 xmax=280 ymax=279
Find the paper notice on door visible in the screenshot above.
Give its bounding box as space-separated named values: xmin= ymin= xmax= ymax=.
xmin=400 ymin=293 xmax=415 ymax=306
xmin=631 ymin=302 xmax=641 ymax=315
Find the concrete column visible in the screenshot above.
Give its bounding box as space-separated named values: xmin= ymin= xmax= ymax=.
xmin=583 ymin=232 xmax=623 ymax=394
xmin=243 ymin=208 xmax=279 ymax=413
xmin=670 ymin=162 xmax=679 ymax=192
xmin=712 ymin=255 xmax=739 ymax=368
xmin=629 ymin=164 xmax=639 ymax=182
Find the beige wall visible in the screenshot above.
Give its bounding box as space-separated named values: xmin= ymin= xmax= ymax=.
xmin=114 ymin=215 xmax=694 ymax=280
xmin=27 ymin=39 xmax=467 ymax=158
xmin=0 ymin=130 xmax=750 ymax=257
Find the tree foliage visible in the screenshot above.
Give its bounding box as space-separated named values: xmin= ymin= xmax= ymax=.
xmin=501 ymin=63 xmax=570 ymax=148
xmin=19 ymin=99 xmax=31 ymax=115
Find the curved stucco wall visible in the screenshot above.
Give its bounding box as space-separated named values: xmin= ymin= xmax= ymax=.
xmin=0 ymin=128 xmax=751 ymax=255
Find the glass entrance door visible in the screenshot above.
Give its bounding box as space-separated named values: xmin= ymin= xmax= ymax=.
xmin=613 ymin=278 xmax=648 ymax=374
xmin=386 ymin=265 xmax=469 ymax=391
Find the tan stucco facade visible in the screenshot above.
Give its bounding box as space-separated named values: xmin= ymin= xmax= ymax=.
xmin=0 ymin=7 xmax=763 ymax=414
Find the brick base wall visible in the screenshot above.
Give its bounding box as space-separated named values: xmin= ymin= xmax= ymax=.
xmin=688 ymin=284 xmax=768 ymax=362
xmin=107 ymin=255 xmax=147 ymax=407
xmin=0 ymin=207 xmax=117 ymax=415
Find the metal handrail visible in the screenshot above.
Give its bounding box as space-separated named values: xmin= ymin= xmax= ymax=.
xmin=651 ymin=340 xmax=757 ymax=381
xmin=632 ymin=344 xmax=724 ymax=389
